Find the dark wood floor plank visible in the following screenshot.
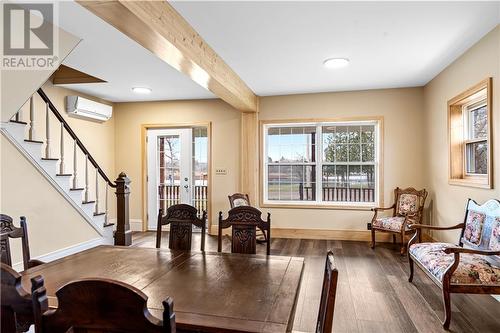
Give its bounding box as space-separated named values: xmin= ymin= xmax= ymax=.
xmin=132 ymin=232 xmax=500 ymax=333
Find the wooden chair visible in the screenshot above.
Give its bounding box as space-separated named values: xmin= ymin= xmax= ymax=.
xmin=218 ymin=206 xmax=271 ymax=255
xmin=316 ymin=251 xmax=338 ymax=333
xmin=31 ymin=277 xmax=176 ymax=333
xmin=228 ymin=193 xmax=268 ymax=245
xmin=1 ymin=214 xmax=44 ymax=270
xmin=370 ymin=187 xmax=428 ymax=254
xmin=1 ymin=263 xmax=43 ymax=332
xmin=408 ymin=198 xmax=500 ymax=329
xmin=228 ymin=193 xmax=250 ymax=208
xmin=156 ymin=204 xmax=206 ymax=251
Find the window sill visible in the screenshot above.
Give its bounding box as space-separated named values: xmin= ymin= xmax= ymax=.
xmin=448 ymin=178 xmax=492 ymax=189
xmin=260 ymin=202 xmax=376 ymax=211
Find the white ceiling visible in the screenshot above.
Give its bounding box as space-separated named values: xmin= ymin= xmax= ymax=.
xmin=57 ymin=1 xmax=499 ymax=101
xmin=56 ymin=1 xmax=215 ymax=102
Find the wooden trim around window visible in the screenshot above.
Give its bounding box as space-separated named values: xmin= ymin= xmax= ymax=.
xmin=140 ymin=122 xmax=213 ymax=233
xmin=447 ymin=78 xmax=493 ymax=189
xmin=258 ymin=117 xmax=384 ymax=210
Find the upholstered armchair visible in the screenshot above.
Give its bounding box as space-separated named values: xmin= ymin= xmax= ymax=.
xmin=370 ymin=187 xmax=428 ymax=254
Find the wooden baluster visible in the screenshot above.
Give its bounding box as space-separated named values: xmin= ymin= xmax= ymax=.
xmin=72 ymin=140 xmax=78 ymax=188
xmin=95 ymin=168 xmax=99 ymax=214
xmin=28 ymin=96 xmax=35 ymax=140
xmin=104 ymin=184 xmax=109 ymax=225
xmin=84 ymin=154 xmax=89 ymax=202
xmin=59 ymin=123 xmax=65 ymax=174
xmin=45 ymin=102 xmax=50 ymax=158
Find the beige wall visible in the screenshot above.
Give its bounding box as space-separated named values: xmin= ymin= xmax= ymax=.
xmin=0 ymin=136 xmax=100 ymax=265
xmin=0 ymin=81 xmax=116 ymax=262
xmin=113 ymin=99 xmax=241 ymax=229
xmin=258 ymin=88 xmax=426 ymax=232
xmin=423 ymin=26 xmax=500 ymax=243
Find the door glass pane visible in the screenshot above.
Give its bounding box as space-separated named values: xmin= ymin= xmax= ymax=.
xmin=466 ymin=141 xmax=488 ymax=174
xmin=192 ymin=127 xmax=208 ymax=217
xmin=158 ymin=135 xmax=180 ymax=212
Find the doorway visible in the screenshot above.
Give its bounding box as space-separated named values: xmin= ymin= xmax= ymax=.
xmin=146 ymin=126 xmax=209 ymax=230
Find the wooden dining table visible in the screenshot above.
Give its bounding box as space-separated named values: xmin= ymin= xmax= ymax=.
xmin=21 ymin=245 xmax=304 ymax=333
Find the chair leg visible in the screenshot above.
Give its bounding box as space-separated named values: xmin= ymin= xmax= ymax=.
xmin=400 ymin=232 xmax=405 ymax=255
xmin=408 ymin=256 xmax=414 ymax=282
xmin=370 ymin=228 xmax=376 ymax=249
xmin=442 ymin=288 xmax=452 ymax=330
xmin=392 ymin=234 xmax=396 ymax=244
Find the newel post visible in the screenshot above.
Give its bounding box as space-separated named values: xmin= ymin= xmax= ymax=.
xmin=114 ymin=172 xmax=131 ymax=246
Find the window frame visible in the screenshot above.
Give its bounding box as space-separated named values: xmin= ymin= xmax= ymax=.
xmin=260 ymin=118 xmax=383 ymax=210
xmin=448 ymin=78 xmax=493 ymax=189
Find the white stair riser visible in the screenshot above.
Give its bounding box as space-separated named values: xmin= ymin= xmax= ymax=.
xmin=39 ymin=160 xmax=58 ymax=176
xmin=3 ymin=123 xmax=26 ymax=141
xmin=54 ymin=176 xmax=72 ymax=190
xmin=22 ymin=142 xmax=43 ymax=160
xmin=81 ymin=203 xmax=96 ymax=218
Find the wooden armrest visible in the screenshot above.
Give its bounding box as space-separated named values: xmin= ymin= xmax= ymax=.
xmin=27 ymin=259 xmax=45 ymax=269
xmin=408 ymin=223 xmax=464 ymax=231
xmin=443 ymin=247 xmax=500 ymax=256
xmin=371 ymin=205 xmax=395 ymax=212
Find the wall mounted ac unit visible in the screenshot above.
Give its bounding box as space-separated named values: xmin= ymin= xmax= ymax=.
xmin=66 ymin=96 xmax=112 ymax=122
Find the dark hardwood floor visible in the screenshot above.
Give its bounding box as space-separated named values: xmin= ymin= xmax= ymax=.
xmin=132 ymin=232 xmax=500 ymax=333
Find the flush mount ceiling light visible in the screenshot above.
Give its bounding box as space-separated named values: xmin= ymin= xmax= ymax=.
xmin=323 ymin=58 xmax=350 ymax=69
xmin=132 ymin=87 xmax=152 ymax=94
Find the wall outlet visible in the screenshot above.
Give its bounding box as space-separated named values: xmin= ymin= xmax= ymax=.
xmin=367 ymin=222 xmax=372 ymax=230
xmin=215 ymin=168 xmax=227 ymax=175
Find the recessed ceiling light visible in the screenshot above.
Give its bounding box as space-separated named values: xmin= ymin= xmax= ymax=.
xmin=323 ymin=58 xmax=350 ymax=69
xmin=132 ymin=87 xmax=152 ymax=94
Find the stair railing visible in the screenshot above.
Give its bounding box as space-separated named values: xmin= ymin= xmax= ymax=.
xmin=10 ymin=88 xmax=132 ymax=246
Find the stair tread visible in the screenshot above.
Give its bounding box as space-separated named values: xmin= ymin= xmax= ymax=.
xmin=41 ymin=157 xmax=59 ymax=161
xmin=93 ymin=212 xmax=106 ymax=216
xmin=82 ymin=200 xmax=96 ymax=204
xmin=104 ymin=222 xmax=115 ymax=228
xmin=24 ymin=139 xmax=43 ymax=144
xmin=10 ymin=120 xmax=27 ymax=125
xmin=56 ymin=173 xmax=72 ymax=177
xmin=70 ymin=187 xmax=84 ymax=191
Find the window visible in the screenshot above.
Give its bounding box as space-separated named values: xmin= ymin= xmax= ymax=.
xmin=448 ymin=78 xmax=492 ymax=188
xmin=262 ymin=120 xmax=381 ymax=207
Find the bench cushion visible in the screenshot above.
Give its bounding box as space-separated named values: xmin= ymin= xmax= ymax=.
xmin=373 ymin=216 xmax=407 ymax=232
xmin=410 ymin=242 xmax=500 ymax=285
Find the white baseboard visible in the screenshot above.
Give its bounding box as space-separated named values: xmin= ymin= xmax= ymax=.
xmin=12 ymin=237 xmax=108 ymax=272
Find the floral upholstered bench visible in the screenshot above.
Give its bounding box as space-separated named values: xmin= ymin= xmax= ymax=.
xmin=407 ymin=199 xmax=500 ymax=330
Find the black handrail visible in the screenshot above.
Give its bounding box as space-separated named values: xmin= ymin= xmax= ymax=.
xmin=37 ymin=88 xmax=116 ymax=188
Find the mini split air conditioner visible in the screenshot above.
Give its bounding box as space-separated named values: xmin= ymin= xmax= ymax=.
xmin=66 ymin=96 xmax=112 ymax=122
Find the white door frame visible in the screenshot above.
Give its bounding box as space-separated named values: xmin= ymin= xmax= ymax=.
xmin=146 ymin=128 xmax=192 ymax=230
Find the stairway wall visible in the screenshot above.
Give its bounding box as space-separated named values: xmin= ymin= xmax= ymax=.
xmin=0 ymin=135 xmax=100 ymax=265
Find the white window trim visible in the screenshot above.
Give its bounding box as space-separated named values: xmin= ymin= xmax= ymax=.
xmin=262 ymin=120 xmax=381 ymax=208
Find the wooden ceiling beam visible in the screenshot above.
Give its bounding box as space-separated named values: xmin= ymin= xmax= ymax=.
xmin=77 ymin=0 xmax=258 ymax=112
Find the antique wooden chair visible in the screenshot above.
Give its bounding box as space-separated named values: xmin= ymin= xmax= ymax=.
xmin=316 ymin=251 xmax=338 ymax=333
xmin=370 ymin=187 xmax=428 ymax=254
xmin=1 ymin=263 xmax=43 ymax=333
xmin=156 ymin=204 xmax=207 ymax=251
xmin=228 ymin=193 xmax=250 ymax=208
xmin=31 ymin=277 xmax=176 ymax=333
xmin=228 ymin=193 xmax=268 ymax=244
xmin=218 ymin=206 xmax=271 ymax=255
xmin=408 ymin=198 xmax=500 ymax=330
xmin=1 ymin=214 xmax=44 ymax=270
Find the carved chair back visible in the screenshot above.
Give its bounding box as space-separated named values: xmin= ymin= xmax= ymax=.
xmin=316 ymin=251 xmax=338 ymax=333
xmin=218 ymin=206 xmax=271 ymax=255
xmin=0 ymin=214 xmax=41 ymax=271
xmin=32 ymin=277 xmax=176 ymax=333
xmin=459 ymin=199 xmax=500 ymax=264
xmin=1 ymin=263 xmax=42 ymax=332
xmin=228 ymin=193 xmax=251 ymax=208
xmin=156 ymin=204 xmax=206 ymax=251
xmin=393 ymin=187 xmax=428 ymax=223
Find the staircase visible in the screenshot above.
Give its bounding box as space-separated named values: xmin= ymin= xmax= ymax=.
xmin=1 ymin=89 xmax=131 ymax=245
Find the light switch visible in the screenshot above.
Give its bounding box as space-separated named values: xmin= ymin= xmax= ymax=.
xmin=215 ymin=168 xmax=227 ymax=175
